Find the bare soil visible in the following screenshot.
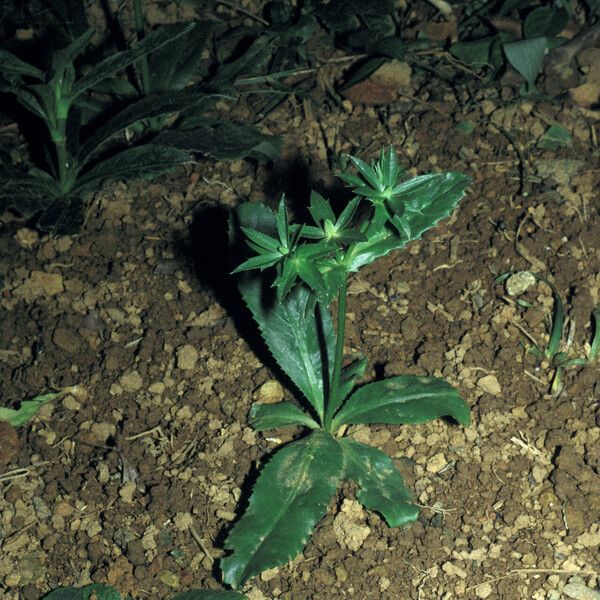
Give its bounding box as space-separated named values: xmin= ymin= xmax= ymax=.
xmin=1 ymin=8 xmax=599 ymax=600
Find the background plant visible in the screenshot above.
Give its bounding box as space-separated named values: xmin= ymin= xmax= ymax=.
xmin=222 ymin=147 xmax=471 ymax=588
xmin=0 ymin=0 xmax=300 ymax=233
xmin=0 ymin=26 xmax=202 ymax=233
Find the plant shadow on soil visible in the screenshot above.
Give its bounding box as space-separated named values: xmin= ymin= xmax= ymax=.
xmin=179 ymin=157 xmax=358 ymax=564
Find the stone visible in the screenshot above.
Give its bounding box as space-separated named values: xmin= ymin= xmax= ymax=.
xmin=427 ymin=452 xmax=448 ymax=474
xmin=52 ymin=327 xmax=81 ymax=353
xmin=173 ymin=512 xmax=194 ymax=532
xmin=119 ymin=370 xmax=143 ymax=393
xmin=475 ymin=582 xmax=493 ymax=599
xmin=177 ymin=344 xmax=198 ymax=370
xmin=119 ymin=481 xmax=136 ymax=504
xmin=442 ymin=561 xmax=467 ymax=578
xmin=477 ymin=374 xmax=502 ymax=396
xmin=13 ymin=271 xmax=63 ymax=301
xmin=14 ymin=228 xmax=39 ymax=249
xmin=91 ymin=422 xmax=116 ymax=443
xmin=563 ymin=577 xmax=600 ymax=600
xmin=256 ymin=380 xmax=285 ymax=404
xmin=333 ymin=499 xmax=370 ymax=551
xmin=505 ymin=271 xmax=536 ymax=296
xmin=62 ymin=395 xmax=81 ymax=411
xmin=576 ymin=530 xmax=600 ymax=547
xmin=260 ymin=566 xmax=279 ymax=582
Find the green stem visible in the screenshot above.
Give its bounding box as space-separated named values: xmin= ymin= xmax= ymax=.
xmin=54 ymin=120 xmax=71 ymax=194
xmin=324 ymin=273 xmax=348 ymax=431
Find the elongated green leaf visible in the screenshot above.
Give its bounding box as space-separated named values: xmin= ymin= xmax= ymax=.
xmin=13 ymin=88 xmax=46 ymax=119
xmin=148 ymin=22 xmax=214 ymax=92
xmin=77 ymin=89 xmax=212 ymax=164
xmin=0 ymin=392 xmax=60 ymax=427
xmin=75 ymin=145 xmax=190 ymax=190
xmin=346 ymin=172 xmax=471 ymax=271
xmin=239 ymin=278 xmax=334 ymax=422
xmin=249 ymin=401 xmax=319 ymax=430
xmin=0 ymin=50 xmax=44 ymax=80
xmin=155 ymin=121 xmax=281 ymax=161
xmin=233 ymin=253 xmax=281 ymax=272
xmin=332 ymin=375 xmax=470 ymax=430
xmin=71 ymin=24 xmax=195 ymax=99
xmin=51 ymin=29 xmax=94 ymax=73
xmin=340 ymin=438 xmax=418 ymax=526
xmin=221 ymin=431 xmax=344 ymax=588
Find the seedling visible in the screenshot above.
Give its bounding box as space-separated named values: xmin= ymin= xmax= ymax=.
xmin=223 ymin=147 xmax=471 ymax=588
xmin=0 ymin=391 xmax=61 ymax=427
xmin=497 ymin=271 xmax=600 ymax=395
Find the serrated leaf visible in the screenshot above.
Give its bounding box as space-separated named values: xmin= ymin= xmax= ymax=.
xmin=332 ymin=375 xmax=470 ymax=430
xmin=221 ymin=430 xmax=344 ymax=588
xmin=504 ymin=37 xmax=548 ymax=89
xmin=239 ymin=278 xmax=334 ymax=422
xmin=75 ymin=145 xmax=190 ymax=191
xmin=340 ymin=438 xmax=418 ymax=526
xmin=0 ymin=392 xmax=60 ymax=427
xmin=249 ymin=401 xmax=319 ymax=430
xmin=346 ymin=172 xmax=471 ymax=271
xmin=172 ymin=592 xmax=249 ymax=600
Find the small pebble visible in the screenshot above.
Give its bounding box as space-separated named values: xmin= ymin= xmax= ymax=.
xmin=476 ymin=374 xmax=502 ymax=396
xmin=505 ymin=271 xmax=536 ymax=296
xmin=119 ymin=370 xmax=143 ymax=393
xmin=475 ymin=582 xmax=493 ymax=599
xmin=427 ymin=452 xmax=448 ymax=474
xmin=256 ymin=380 xmax=284 ymax=404
xmin=177 ymin=344 xmax=198 ymax=370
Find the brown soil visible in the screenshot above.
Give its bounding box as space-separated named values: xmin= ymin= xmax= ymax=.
xmin=1 ymin=7 xmax=600 ymax=600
